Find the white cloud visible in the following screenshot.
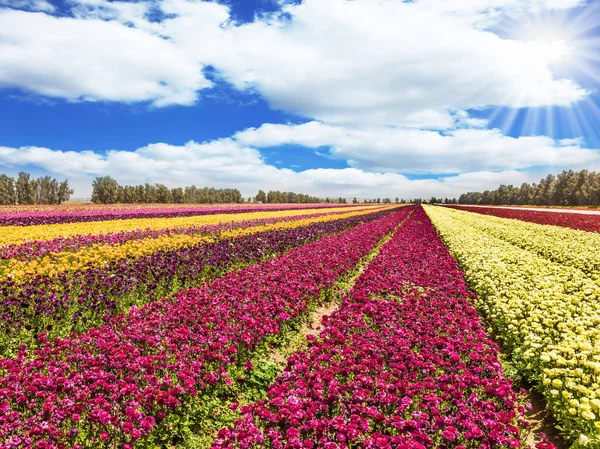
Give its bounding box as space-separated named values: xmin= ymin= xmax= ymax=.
xmin=195 ymin=0 xmax=587 ymax=127
xmin=0 ymin=0 xmax=589 ymax=120
xmin=0 ymin=126 xmax=597 ymax=199
xmin=0 ymin=8 xmax=211 ymax=106
xmin=234 ymin=121 xmax=600 ymax=174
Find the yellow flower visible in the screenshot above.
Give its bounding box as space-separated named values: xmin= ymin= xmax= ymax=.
xmin=0 ymin=205 xmax=378 ymax=247
xmin=1 ymin=206 xmax=397 ymax=281
xmin=424 ymin=205 xmax=600 ymax=442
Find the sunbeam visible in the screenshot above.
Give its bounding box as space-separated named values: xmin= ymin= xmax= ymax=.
xmin=481 ymin=3 xmax=600 ymax=143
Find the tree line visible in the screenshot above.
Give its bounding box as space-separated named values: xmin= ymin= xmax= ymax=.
xmin=91 ymin=176 xmax=244 ymax=204
xmin=254 ymin=190 xmax=322 ymax=204
xmin=0 ymin=172 xmax=73 ymax=205
xmin=458 ymin=170 xmax=600 ymax=206
xmin=91 ymin=177 xmax=331 ymax=205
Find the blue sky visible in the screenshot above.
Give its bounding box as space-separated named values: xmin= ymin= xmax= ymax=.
xmin=0 ymin=0 xmax=599 ymax=199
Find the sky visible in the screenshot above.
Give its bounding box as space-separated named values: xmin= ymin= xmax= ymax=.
xmin=1 ymin=0 xmax=600 ymax=199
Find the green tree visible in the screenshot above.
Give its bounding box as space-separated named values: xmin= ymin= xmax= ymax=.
xmin=171 ymin=187 xmax=185 ymax=204
xmin=91 ymin=176 xmax=120 ymax=204
xmin=255 ymin=190 xmax=267 ymax=203
xmin=16 ymin=172 xmax=35 ymax=205
xmin=57 ymin=180 xmax=74 ymax=204
xmin=0 ymin=174 xmax=16 ymax=205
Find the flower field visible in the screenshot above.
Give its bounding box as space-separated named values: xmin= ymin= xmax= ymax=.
xmin=0 ymin=204 xmax=408 ymax=448
xmin=1 ymin=202 xmax=597 ymax=448
xmin=0 ymin=205 xmax=395 ymax=357
xmin=213 ymin=207 xmax=531 ymax=449
xmin=0 ymin=204 xmax=353 ymax=227
xmin=445 ymin=206 xmax=600 ymax=234
xmin=426 ymin=205 xmax=600 ymax=448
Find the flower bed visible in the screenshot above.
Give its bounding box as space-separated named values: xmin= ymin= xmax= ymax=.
xmin=434 ymin=207 xmax=600 ymax=276
xmin=0 ymin=205 xmax=372 ymax=248
xmin=426 ymin=205 xmax=600 ymax=447
xmin=0 ymin=208 xmax=399 ymax=358
xmin=0 ymin=208 xmax=409 ymax=449
xmin=0 ymin=207 xmax=384 ymax=281
xmin=0 ymin=208 xmax=370 ymax=262
xmin=213 ymin=207 xmax=537 ymax=449
xmin=0 ymin=204 xmax=357 ymax=227
xmin=445 ymin=206 xmax=600 ymax=234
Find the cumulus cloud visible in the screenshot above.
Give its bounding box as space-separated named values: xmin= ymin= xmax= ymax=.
xmin=235 ymin=122 xmax=600 ymax=174
xmin=1 ymin=125 xmax=598 ymax=198
xmin=0 ymin=0 xmax=589 ymax=120
xmin=0 ymin=8 xmax=211 ymax=106
xmin=199 ymin=0 xmax=587 ymax=127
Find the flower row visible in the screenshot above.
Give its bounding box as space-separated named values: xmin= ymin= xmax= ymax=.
xmin=0 ymin=207 xmax=409 ymax=449
xmin=0 ymin=209 xmax=364 ymax=261
xmin=0 ymin=204 xmax=355 ymax=227
xmin=426 ymin=205 xmax=600 ymax=447
xmin=0 ymin=208 xmax=383 ymax=281
xmin=213 ymin=206 xmax=535 ymax=449
xmin=445 ymin=206 xmax=600 ymax=234
xmin=0 ymin=205 xmax=369 ymax=248
xmin=435 ymin=207 xmax=600 ymax=277
xmin=0 ymin=208 xmax=399 ymax=358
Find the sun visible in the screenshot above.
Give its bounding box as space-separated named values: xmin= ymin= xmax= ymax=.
xmin=485 ymin=4 xmax=600 ymax=142
xmin=502 ymin=11 xmax=588 ymax=73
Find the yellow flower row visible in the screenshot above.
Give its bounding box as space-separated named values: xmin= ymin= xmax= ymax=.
xmin=424 ymin=205 xmax=600 ymax=447
xmin=0 ymin=205 xmax=370 ymax=247
xmin=440 ymin=207 xmax=600 ymax=277
xmin=2 ymin=207 xmax=395 ymax=281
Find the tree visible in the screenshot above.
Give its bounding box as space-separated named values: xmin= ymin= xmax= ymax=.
xmin=155 ymin=184 xmax=173 ymax=204
xmin=171 ymin=187 xmax=185 ymax=204
xmin=0 ymin=174 xmax=16 ymax=205
xmin=457 ymin=170 xmax=600 ymax=207
xmin=255 ymin=190 xmax=267 ymax=203
xmin=57 ymin=180 xmax=74 ymax=204
xmin=91 ymin=176 xmax=120 ymax=204
xmin=16 ymin=172 xmax=35 ymax=205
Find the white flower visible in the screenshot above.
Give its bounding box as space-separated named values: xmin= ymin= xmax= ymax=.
xmin=579 ymin=434 xmax=590 ymax=446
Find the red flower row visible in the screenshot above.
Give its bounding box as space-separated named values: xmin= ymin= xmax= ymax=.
xmin=445 ymin=206 xmax=600 ymax=233
xmin=212 ymin=207 xmax=554 ymax=449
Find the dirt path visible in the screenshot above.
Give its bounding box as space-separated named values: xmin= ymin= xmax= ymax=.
xmin=522 ymin=389 xmax=567 ymax=449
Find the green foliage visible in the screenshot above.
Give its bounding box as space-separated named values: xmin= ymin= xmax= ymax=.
xmin=0 ymin=171 xmax=73 ymax=205
xmin=262 ymin=190 xmax=321 ymax=204
xmin=90 ymin=177 xmax=244 ymax=204
xmin=459 ymin=169 xmax=600 ymax=206
xmin=0 ymin=174 xmax=16 ymax=205
xmin=91 ymin=176 xmax=120 ymax=204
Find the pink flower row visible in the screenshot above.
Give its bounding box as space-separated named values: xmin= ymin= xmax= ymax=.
xmin=0 ymin=208 xmax=410 ymax=449
xmin=0 ymin=209 xmax=361 ymax=261
xmin=0 ymin=204 xmax=354 ymax=227
xmin=212 ymin=207 xmax=554 ymax=449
